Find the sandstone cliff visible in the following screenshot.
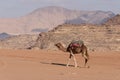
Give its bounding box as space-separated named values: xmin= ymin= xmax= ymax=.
xmin=0 ymin=24 xmax=119 ymax=51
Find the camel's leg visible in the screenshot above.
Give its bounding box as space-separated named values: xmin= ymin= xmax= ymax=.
xmin=70 ymin=50 xmax=77 ymax=68
xmin=67 ymin=51 xmax=78 ymax=68
xmin=82 ymin=52 xmax=89 ymax=68
xmin=84 ymin=56 xmax=88 ymax=67
xmin=66 ymin=54 xmax=72 ymax=67
xmin=73 ymin=55 xmax=77 ymax=68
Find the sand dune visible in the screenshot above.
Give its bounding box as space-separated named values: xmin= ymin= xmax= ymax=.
xmin=0 ymin=49 xmax=120 ymax=80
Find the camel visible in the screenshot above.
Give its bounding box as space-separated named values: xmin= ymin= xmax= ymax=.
xmin=55 ymin=40 xmax=89 ymax=68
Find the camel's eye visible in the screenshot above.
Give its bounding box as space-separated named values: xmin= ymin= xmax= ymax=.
xmin=57 ymin=46 xmax=60 ymax=48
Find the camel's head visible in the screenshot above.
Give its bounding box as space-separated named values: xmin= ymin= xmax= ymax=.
xmin=55 ymin=42 xmax=66 ymax=48
xmin=55 ymin=42 xmax=66 ymax=52
xmin=55 ymin=43 xmax=62 ymax=48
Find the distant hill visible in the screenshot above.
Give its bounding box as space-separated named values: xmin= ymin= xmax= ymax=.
xmin=104 ymin=14 xmax=120 ymax=25
xmin=0 ymin=32 xmax=11 ymax=40
xmin=0 ymin=6 xmax=115 ymax=34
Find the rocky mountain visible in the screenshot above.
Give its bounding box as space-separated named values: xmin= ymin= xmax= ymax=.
xmin=0 ymin=24 xmax=120 ymax=51
xmin=30 ymin=24 xmax=120 ymax=51
xmin=0 ymin=34 xmax=38 ymax=49
xmin=104 ymin=14 xmax=120 ymax=25
xmin=0 ymin=32 xmax=11 ymax=40
xmin=0 ymin=6 xmax=115 ymax=34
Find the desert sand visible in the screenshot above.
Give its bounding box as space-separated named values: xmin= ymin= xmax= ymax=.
xmin=0 ymin=49 xmax=120 ymax=80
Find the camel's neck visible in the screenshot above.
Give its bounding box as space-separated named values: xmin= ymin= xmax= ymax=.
xmin=60 ymin=47 xmax=67 ymax=52
xmin=58 ymin=44 xmax=67 ymax=52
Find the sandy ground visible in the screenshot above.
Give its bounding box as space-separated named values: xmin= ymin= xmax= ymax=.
xmin=0 ymin=49 xmax=120 ymax=80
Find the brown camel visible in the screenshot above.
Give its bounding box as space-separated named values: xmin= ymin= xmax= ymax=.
xmin=55 ymin=40 xmax=89 ymax=68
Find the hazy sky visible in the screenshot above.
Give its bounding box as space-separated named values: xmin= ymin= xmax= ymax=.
xmin=0 ymin=0 xmax=120 ymax=18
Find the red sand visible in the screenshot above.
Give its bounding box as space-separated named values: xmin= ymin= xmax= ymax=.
xmin=0 ymin=49 xmax=120 ymax=80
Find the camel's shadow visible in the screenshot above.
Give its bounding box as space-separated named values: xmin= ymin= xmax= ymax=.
xmin=40 ymin=62 xmax=74 ymax=67
xmin=40 ymin=62 xmax=90 ymax=68
xmin=51 ymin=63 xmax=67 ymax=66
xmin=51 ymin=63 xmax=76 ymax=67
